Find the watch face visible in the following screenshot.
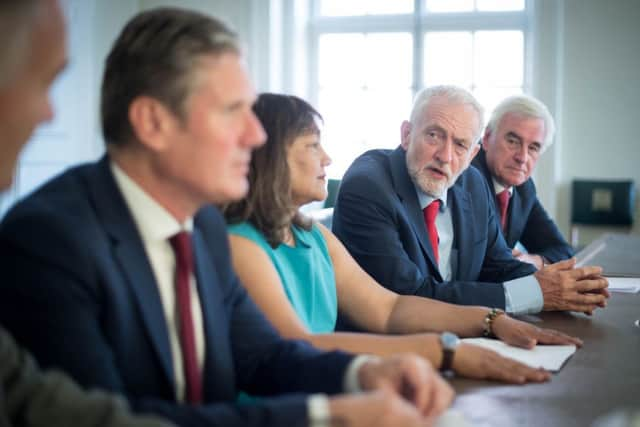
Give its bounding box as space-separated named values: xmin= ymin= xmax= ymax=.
xmin=441 ymin=332 xmax=460 ymax=350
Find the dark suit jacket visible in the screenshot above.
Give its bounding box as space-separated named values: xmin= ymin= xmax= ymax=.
xmin=0 ymin=156 xmax=353 ymax=427
xmin=333 ymin=147 xmax=536 ymax=309
xmin=472 ymin=149 xmax=574 ymax=263
xmin=0 ymin=327 xmax=174 ymax=427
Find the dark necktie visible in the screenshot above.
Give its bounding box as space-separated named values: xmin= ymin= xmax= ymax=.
xmin=496 ymin=190 xmax=510 ymax=231
xmin=169 ymin=231 xmax=202 ymax=404
xmin=423 ymin=200 xmax=441 ymax=264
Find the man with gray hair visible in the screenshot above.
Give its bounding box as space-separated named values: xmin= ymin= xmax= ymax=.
xmin=472 ymin=94 xmax=574 ymax=269
xmin=0 ymin=1 xmax=173 ymax=426
xmin=334 ymin=85 xmax=608 ymax=316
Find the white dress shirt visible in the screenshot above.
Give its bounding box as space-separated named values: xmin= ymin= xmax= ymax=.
xmin=111 ymin=161 xmax=368 ymax=422
xmin=111 ymin=162 xmax=205 ymax=402
xmin=415 ymin=185 xmax=543 ymax=314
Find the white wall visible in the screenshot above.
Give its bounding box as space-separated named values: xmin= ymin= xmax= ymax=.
xmin=550 ymin=0 xmax=640 ymax=245
xmin=138 ymin=0 xmax=272 ymax=91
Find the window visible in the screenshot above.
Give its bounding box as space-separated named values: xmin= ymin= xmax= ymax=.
xmin=307 ymin=0 xmax=531 ymax=178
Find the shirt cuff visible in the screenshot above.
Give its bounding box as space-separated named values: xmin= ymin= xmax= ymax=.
xmin=343 ymin=354 xmax=378 ymax=393
xmin=307 ymin=355 xmax=378 ymax=427
xmin=307 ymin=394 xmax=331 ymax=427
xmin=503 ymin=275 xmax=544 ymax=314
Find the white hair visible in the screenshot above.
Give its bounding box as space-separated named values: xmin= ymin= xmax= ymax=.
xmin=486 ymin=94 xmax=556 ymax=151
xmin=409 ymin=85 xmax=485 ymax=144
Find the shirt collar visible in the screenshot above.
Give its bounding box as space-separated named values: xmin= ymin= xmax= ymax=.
xmin=414 ymin=183 xmax=448 ymax=211
xmin=110 ymin=161 xmax=193 ymax=244
xmin=492 ymin=177 xmax=513 ymax=196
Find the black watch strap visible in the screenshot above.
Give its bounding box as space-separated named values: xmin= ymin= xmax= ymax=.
xmin=441 ymin=348 xmax=455 ymax=372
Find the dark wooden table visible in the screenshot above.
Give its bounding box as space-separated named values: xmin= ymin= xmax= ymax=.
xmin=451 ymin=293 xmax=640 ymax=426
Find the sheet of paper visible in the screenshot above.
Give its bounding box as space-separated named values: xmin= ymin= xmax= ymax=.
xmin=435 ymin=409 xmax=472 ymax=427
xmin=606 ymin=277 xmax=640 ymax=293
xmin=461 ymin=338 xmax=576 ymax=371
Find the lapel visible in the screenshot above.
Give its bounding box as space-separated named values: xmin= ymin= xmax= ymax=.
xmin=448 ymin=178 xmax=474 ymax=280
xmin=86 ymin=156 xmax=175 ymax=389
xmin=191 ymin=228 xmax=230 ymax=398
xmin=389 ymin=148 xmax=442 ymax=279
xmin=475 ymin=149 xmax=499 ymax=208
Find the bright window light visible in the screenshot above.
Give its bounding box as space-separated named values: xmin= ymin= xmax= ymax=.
xmin=477 ymin=0 xmax=525 ymax=12
xmin=425 ymin=0 xmax=474 ymax=13
xmin=318 ymin=33 xmax=412 ymax=177
xmin=321 ymin=0 xmax=413 ymax=16
xmin=424 ymin=32 xmax=473 ymax=87
xmin=474 ymin=30 xmax=523 ymax=88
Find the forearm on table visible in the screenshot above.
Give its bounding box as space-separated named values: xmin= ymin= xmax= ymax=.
xmin=385 ymin=296 xmax=489 ymax=337
xmin=306 ymin=332 xmax=442 ymax=367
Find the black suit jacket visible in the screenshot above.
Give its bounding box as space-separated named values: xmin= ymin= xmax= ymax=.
xmin=0 ymin=156 xmax=353 ymax=427
xmin=472 ymin=149 xmax=574 ymax=263
xmin=333 ymin=147 xmax=536 ymax=309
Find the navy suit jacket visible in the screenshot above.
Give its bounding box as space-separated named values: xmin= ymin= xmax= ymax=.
xmin=333 ymin=147 xmax=536 ymax=309
xmin=0 ymin=157 xmax=353 ymax=427
xmin=472 ymin=149 xmax=574 ymax=263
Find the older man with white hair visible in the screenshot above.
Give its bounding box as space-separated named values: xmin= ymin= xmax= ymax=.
xmin=473 ymin=94 xmax=574 ymax=269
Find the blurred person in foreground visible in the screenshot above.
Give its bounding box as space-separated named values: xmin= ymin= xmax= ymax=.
xmin=0 ymin=0 xmax=173 ymax=425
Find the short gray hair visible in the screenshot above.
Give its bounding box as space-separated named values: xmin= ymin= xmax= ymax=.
xmin=486 ymin=94 xmax=556 ymax=151
xmin=0 ymin=0 xmax=39 ymax=87
xmin=101 ymin=7 xmax=242 ymax=146
xmin=410 ymin=85 xmax=485 ymax=144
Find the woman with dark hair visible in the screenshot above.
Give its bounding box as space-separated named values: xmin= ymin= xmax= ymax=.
xmin=224 ymin=93 xmax=581 ymax=383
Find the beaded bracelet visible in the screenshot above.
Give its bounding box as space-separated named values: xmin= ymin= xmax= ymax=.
xmin=483 ymin=308 xmax=505 ymax=337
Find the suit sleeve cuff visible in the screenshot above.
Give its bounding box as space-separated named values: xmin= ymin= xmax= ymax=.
xmin=503 ymin=275 xmax=544 ymax=314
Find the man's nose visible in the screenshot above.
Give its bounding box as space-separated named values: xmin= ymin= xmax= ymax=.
xmin=513 ymin=143 xmax=528 ymax=163
xmin=244 ymin=111 xmax=266 ymax=148
xmin=435 ymin=139 xmax=453 ymax=163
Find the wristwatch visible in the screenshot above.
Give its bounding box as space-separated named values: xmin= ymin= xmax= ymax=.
xmin=439 ymin=332 xmax=460 ymax=372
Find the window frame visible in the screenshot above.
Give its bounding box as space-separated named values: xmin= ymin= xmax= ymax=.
xmin=306 ymin=0 xmax=535 ymax=111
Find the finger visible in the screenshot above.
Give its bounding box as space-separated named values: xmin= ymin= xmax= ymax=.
xmin=424 ymin=376 xmax=454 ymax=419
xmin=565 ymin=302 xmax=602 ymax=313
xmin=567 ymin=291 xmax=607 ymax=305
xmin=535 ymin=328 xmax=583 ymax=347
xmin=511 ymin=248 xmax=521 ymax=256
xmin=503 ymin=332 xmax=537 ymax=350
xmin=573 ymin=278 xmax=609 ymax=293
xmin=544 ymin=257 xmax=576 ymax=272
xmin=584 ymin=287 xmax=611 ymax=298
xmin=569 ymin=265 xmax=604 ymax=279
xmin=403 ymin=360 xmax=435 ymax=415
xmin=415 ymin=375 xmax=439 ymax=419
xmin=489 ymin=356 xmax=550 ymax=384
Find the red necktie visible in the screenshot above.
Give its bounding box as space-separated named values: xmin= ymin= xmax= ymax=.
xmin=169 ymin=232 xmax=202 ymax=404
xmin=423 ymin=200 xmax=441 ymax=264
xmin=496 ymin=190 xmax=510 ymax=231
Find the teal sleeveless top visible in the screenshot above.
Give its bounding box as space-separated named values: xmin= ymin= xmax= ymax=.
xmin=228 ymin=221 xmax=337 ymax=333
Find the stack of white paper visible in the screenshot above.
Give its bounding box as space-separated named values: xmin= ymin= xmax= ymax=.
xmin=461 ymin=338 xmax=576 ymax=371
xmin=606 ymin=277 xmax=640 ymax=294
